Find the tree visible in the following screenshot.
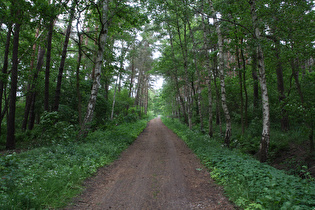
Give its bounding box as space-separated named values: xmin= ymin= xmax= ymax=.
xmin=209 ymin=0 xmax=232 ymax=147
xmin=80 ymin=0 xmax=110 ymax=134
xmin=6 ymin=2 xmax=22 ymax=149
xmin=53 ymin=0 xmax=77 ymax=111
xmin=249 ymin=0 xmax=270 ymax=162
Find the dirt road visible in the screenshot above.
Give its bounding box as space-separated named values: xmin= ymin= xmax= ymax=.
xmin=66 ymin=118 xmax=235 ymax=209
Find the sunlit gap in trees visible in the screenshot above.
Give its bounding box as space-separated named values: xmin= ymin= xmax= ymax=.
xmin=152 ymin=41 xmax=164 ymax=90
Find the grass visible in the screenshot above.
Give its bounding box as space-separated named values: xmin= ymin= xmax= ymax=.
xmin=0 ymin=119 xmax=147 ymax=209
xmin=162 ymin=117 xmax=315 ymax=210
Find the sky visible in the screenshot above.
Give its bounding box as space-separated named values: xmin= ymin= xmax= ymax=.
xmin=153 ymin=76 xmax=164 ymax=90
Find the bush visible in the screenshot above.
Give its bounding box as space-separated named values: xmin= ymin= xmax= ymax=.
xmin=16 ymin=111 xmax=78 ymax=148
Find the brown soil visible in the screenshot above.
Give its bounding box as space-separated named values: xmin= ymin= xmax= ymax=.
xmin=65 ymin=118 xmax=235 ymax=210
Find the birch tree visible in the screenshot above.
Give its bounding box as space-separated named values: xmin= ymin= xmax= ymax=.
xmin=80 ymin=0 xmax=110 ymax=134
xmin=249 ymin=0 xmax=270 ymax=162
xmin=209 ymin=0 xmax=232 ymax=147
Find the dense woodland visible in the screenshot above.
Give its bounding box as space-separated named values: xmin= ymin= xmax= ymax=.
xmin=0 ymin=0 xmax=156 ymax=149
xmin=0 ymin=0 xmax=315 ymax=208
xmin=0 ymin=0 xmax=314 ymax=162
xmin=150 ymin=0 xmax=315 ymax=164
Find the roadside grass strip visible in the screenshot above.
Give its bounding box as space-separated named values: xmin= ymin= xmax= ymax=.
xmin=162 ymin=118 xmax=315 ymax=210
xmin=0 ymin=120 xmax=147 ymax=209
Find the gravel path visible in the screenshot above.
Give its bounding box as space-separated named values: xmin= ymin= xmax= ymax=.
xmin=65 ymin=118 xmax=235 ymax=210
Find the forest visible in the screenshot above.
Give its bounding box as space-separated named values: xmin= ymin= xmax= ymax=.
xmin=0 ymin=0 xmax=314 ymax=209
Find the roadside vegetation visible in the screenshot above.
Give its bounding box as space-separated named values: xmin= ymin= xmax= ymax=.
xmin=0 ymin=118 xmax=148 ymax=209
xmin=162 ymin=117 xmax=315 ymax=209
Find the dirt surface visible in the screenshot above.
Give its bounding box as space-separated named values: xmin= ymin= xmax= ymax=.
xmin=65 ymin=118 xmax=235 ymax=210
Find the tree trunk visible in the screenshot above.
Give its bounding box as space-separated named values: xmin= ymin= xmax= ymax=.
xmin=22 ymin=46 xmax=45 ymax=130
xmin=111 ymin=73 xmax=119 ymax=120
xmin=44 ymin=17 xmax=54 ymax=111
xmin=144 ymin=76 xmax=149 ymax=115
xmin=0 ymin=25 xmax=12 ymax=135
xmin=22 ymin=28 xmax=39 ymax=131
xmin=176 ymin=17 xmax=192 ymax=129
xmin=7 ymin=21 xmax=21 ymax=150
xmin=187 ymin=17 xmax=204 ymax=132
xmin=52 ymin=1 xmax=76 ymax=111
xmin=134 ymin=69 xmax=142 ymax=107
xmin=274 ymin=39 xmax=289 ymax=131
xmin=240 ymin=43 xmax=248 ymax=127
xmin=76 ymin=16 xmax=83 ymax=125
xmin=29 ymin=46 xmax=46 ymax=130
xmin=249 ymin=0 xmax=270 ymax=162
xmin=251 ymin=49 xmax=259 ymax=110
xmin=235 ymin=40 xmax=244 ymax=134
xmin=202 ymin=12 xmax=213 ymax=137
xmin=129 ymin=56 xmax=135 ymax=97
xmin=210 ymin=0 xmax=232 ymax=146
xmin=167 ymin=22 xmax=188 ymax=124
xmin=80 ymin=0 xmax=109 ymax=135
xmin=213 ymin=60 xmax=222 ymax=133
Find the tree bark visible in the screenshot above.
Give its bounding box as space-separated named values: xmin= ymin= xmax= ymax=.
xmin=187 ymin=17 xmax=204 ymax=132
xmin=29 ymin=46 xmax=46 ymax=130
xmin=202 ymin=11 xmax=213 ymax=137
xmin=235 ymin=39 xmax=244 ymax=134
xmin=22 ymin=28 xmax=39 ymax=131
xmin=80 ymin=0 xmax=109 ymax=135
xmin=175 ymin=15 xmax=192 ymax=129
xmin=6 ymin=20 xmax=21 ymax=150
xmin=111 ymin=73 xmax=119 ymax=120
xmin=0 ymin=25 xmax=12 ymax=135
xmin=240 ymin=42 xmax=248 ymax=127
xmin=251 ymin=49 xmax=259 ymax=110
xmin=128 ymin=56 xmax=135 ymax=97
xmin=213 ymin=59 xmax=222 ymax=133
xmin=44 ymin=17 xmax=54 ymax=111
xmin=249 ymin=0 xmax=270 ymax=162
xmin=22 ymin=46 xmax=45 ymax=130
xmin=209 ymin=0 xmax=232 ymax=146
xmin=274 ymin=39 xmax=289 ymax=131
xmin=76 ymin=14 xmax=83 ymax=126
xmin=166 ymin=20 xmax=188 ymax=124
xmin=52 ymin=1 xmax=76 ymax=111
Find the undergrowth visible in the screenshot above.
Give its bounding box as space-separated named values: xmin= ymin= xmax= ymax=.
xmin=162 ymin=117 xmax=315 ymax=210
xmin=0 ymin=120 xmax=147 ymax=209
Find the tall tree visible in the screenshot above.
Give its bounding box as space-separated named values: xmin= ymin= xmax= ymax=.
xmin=80 ymin=0 xmax=110 ymax=134
xmin=249 ymin=0 xmax=270 ymax=162
xmin=0 ymin=25 xmax=11 ymax=135
xmin=44 ymin=2 xmax=56 ymax=111
xmin=209 ymin=0 xmax=232 ymax=147
xmin=6 ymin=6 xmax=21 ymax=149
xmin=53 ymin=0 xmax=77 ymax=111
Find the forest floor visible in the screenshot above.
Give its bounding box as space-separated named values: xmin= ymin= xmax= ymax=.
xmin=65 ymin=118 xmax=236 ymax=210
xmin=271 ymin=141 xmax=315 ymax=178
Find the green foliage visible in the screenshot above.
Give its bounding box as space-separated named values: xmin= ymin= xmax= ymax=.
xmin=162 ymin=117 xmax=315 ymax=209
xmin=0 ymin=120 xmax=147 ymax=209
xmin=16 ymin=111 xmax=78 ymax=148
